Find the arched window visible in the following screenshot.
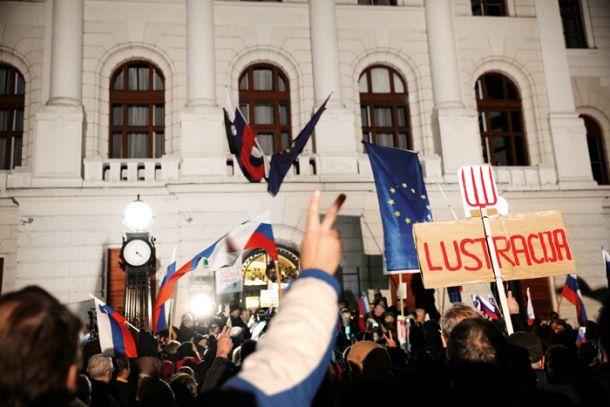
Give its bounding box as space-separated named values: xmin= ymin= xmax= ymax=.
xmin=581 ymin=114 xmax=608 ymax=185
xmin=109 ymin=61 xmax=165 ymax=159
xmin=238 ymin=64 xmax=291 ymax=155
xmin=475 ymin=73 xmax=528 ymax=166
xmin=359 ymin=65 xmax=411 ymax=150
xmin=0 ymin=63 xmax=25 ymax=169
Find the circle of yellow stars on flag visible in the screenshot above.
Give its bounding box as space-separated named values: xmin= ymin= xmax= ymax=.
xmin=387 ymin=181 xmax=432 ymax=223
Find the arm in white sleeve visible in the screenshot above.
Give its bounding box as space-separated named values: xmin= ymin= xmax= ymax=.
xmin=224 ymin=268 xmax=340 ymax=407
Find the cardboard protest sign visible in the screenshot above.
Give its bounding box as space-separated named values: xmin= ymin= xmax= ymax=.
xmin=413 ymin=210 xmax=575 ymax=288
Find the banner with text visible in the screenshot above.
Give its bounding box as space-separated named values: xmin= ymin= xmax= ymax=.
xmin=413 ymin=210 xmax=575 ymax=288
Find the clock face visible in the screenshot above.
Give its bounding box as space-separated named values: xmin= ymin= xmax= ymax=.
xmin=123 ymin=239 xmax=152 ymax=267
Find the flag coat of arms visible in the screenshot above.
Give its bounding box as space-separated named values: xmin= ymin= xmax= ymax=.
xmin=364 ymin=142 xmax=432 ymax=271
xmin=92 ymin=296 xmax=138 ymax=358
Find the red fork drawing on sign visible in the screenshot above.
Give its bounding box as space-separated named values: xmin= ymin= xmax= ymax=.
xmin=459 ymin=165 xmax=498 ymax=216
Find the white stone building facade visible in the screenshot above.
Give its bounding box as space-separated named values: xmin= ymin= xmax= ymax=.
xmin=0 ymin=0 xmax=609 ymax=323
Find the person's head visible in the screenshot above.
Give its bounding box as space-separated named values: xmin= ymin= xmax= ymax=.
xmin=114 ymin=356 xmax=130 ymax=380
xmin=340 ymin=308 xmax=352 ymax=325
xmin=0 ymin=286 xmax=82 ymax=405
xmin=176 ymin=365 xmax=195 ymax=378
xmin=209 ymin=323 xmax=220 ymax=336
xmin=181 ymin=312 xmax=194 ymax=328
xmin=176 ymin=342 xmax=197 ymax=360
xmin=240 ymin=339 xmax=258 ymax=364
xmin=507 ymin=332 xmax=544 ymax=370
xmin=346 ymin=341 xmax=392 ymax=381
xmin=440 ymin=303 xmax=481 ymax=344
xmin=165 ymin=340 xmax=181 ymax=355
xmin=447 ymin=318 xmax=506 ymax=367
xmin=138 ymin=377 xmax=174 ymax=407
xmin=383 ymin=311 xmax=396 ymax=326
xmin=86 ymin=354 xmax=114 ymax=383
xmin=168 ymin=373 xmax=197 ymax=405
xmin=230 ymin=304 xmax=242 ymax=319
xmin=546 ymin=344 xmax=574 ymax=377
xmin=373 ymin=302 xmax=385 ymax=318
xmin=415 ymin=308 xmax=426 ymax=324
xmin=241 ymin=309 xmax=251 ymax=323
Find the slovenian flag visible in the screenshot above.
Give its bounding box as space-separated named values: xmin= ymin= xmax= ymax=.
xmin=223 ymin=92 xmax=267 ymax=183
xmin=561 ymin=274 xmax=588 ymax=325
xmin=92 ymin=296 xmax=138 ymax=358
xmin=478 ymin=295 xmax=499 ymax=320
xmin=526 ymin=287 xmax=535 ymax=326
xmin=154 ymin=247 xmax=177 ymax=333
xmin=152 ymin=213 xmax=278 ymax=332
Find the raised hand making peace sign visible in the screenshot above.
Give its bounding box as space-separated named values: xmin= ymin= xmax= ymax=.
xmin=300 ymin=191 xmax=346 ymax=275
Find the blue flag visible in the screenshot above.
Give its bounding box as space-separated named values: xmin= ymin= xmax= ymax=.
xmin=267 ymin=96 xmax=329 ymax=196
xmin=364 ymin=142 xmax=432 ymax=271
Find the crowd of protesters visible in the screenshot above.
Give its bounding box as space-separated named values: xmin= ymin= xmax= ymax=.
xmin=0 ymin=191 xmax=609 ymax=406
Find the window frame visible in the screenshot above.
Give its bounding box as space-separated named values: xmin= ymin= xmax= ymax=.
xmin=238 ymin=63 xmax=291 ymax=155
xmin=109 ymin=61 xmax=165 ymax=159
xmin=559 ymin=0 xmax=587 ymax=49
xmin=358 ymin=0 xmax=398 ymax=5
xmin=470 ymin=0 xmax=508 ymax=16
xmin=581 ymin=114 xmax=609 ymax=185
xmin=475 ymin=73 xmax=529 ymax=166
xmin=359 ymin=64 xmax=412 ymax=150
xmin=0 ymin=63 xmax=25 ymax=170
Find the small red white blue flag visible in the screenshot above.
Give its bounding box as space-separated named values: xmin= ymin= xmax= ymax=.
xmin=92 ymin=296 xmax=138 ymax=358
xmin=526 ymin=287 xmax=535 ymax=326
xmin=561 ymin=273 xmax=588 ymax=325
xmin=478 ymin=295 xmax=499 ymax=320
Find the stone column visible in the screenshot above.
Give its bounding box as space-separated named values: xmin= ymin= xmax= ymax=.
xmin=49 ymin=0 xmax=83 ymax=105
xmin=31 ymin=0 xmax=84 ymax=187
xmin=535 ymin=0 xmax=594 ymax=186
xmin=180 ymin=0 xmax=224 ymax=179
xmin=425 ymin=0 xmax=481 ymax=180
xmin=309 ymin=0 xmax=358 ymax=177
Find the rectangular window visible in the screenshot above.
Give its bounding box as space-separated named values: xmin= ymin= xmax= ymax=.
xmin=471 ymin=0 xmax=507 ymax=16
xmin=127 ymin=133 xmax=148 ymax=158
xmin=254 ymin=105 xmax=274 ymax=125
xmin=127 ymin=106 xmax=149 ymax=126
xmin=560 ymin=0 xmax=587 ymax=48
xmin=154 ymin=132 xmax=164 ymax=159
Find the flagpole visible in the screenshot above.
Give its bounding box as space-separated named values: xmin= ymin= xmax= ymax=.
xmin=399 ymin=273 xmax=404 ymax=317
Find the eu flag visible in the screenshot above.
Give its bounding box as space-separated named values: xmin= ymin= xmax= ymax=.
xmin=364 ymin=142 xmax=432 ymax=271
